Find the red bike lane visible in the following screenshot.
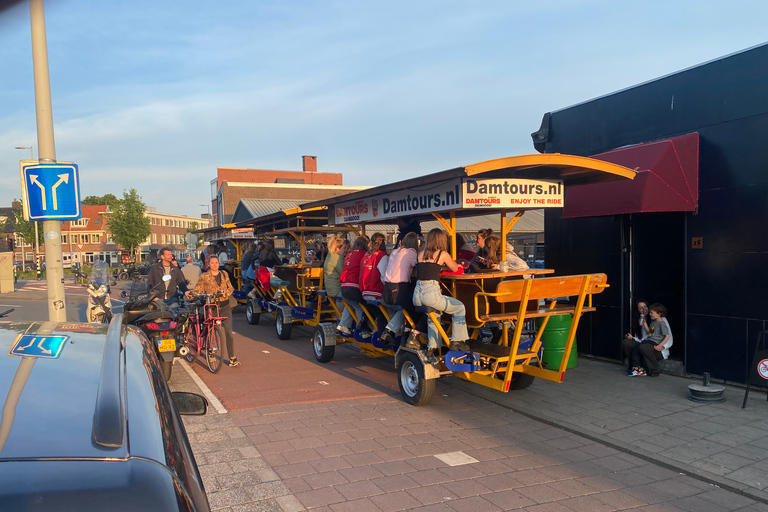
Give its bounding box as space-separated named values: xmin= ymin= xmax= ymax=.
xmin=187 ymin=313 xmax=400 ymax=411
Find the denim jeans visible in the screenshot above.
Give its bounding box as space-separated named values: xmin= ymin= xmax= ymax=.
xmin=412 ymin=280 xmax=468 ymax=349
xmin=340 ymin=288 xmax=367 ymax=330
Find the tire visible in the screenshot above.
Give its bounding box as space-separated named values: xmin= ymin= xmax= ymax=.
xmin=313 ymin=323 xmax=336 ymax=363
xmin=161 ymin=360 xmax=173 ymax=382
xmin=246 ymin=301 xmax=260 ymax=325
xmin=507 ymin=372 xmax=535 ymax=390
xmin=118 ymin=272 xmax=129 ymax=281
xmin=397 ymin=352 xmax=435 ymax=406
xmin=275 ymin=308 xmax=292 ymax=340
xmin=183 ymin=331 xmax=197 ymax=363
xmin=206 ymin=325 xmax=223 ymax=373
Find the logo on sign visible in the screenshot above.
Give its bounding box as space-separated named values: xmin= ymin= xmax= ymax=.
xmin=463 ymin=178 xmax=564 ymax=208
xmin=8 ymin=334 xmax=69 ymax=359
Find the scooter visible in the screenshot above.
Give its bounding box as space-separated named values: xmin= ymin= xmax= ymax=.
xmin=121 ymin=275 xmax=189 ymax=383
xmin=86 ymin=260 xmax=114 ymax=323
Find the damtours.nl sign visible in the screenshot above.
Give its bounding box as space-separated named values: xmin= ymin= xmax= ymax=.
xmin=463 ymin=178 xmax=564 ymax=208
xmin=333 ymin=179 xmax=462 ymax=224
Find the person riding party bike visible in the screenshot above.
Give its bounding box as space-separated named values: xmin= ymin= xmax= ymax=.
xmin=193 ymin=255 xmax=240 ymax=368
xmin=411 ymin=228 xmax=471 ymax=358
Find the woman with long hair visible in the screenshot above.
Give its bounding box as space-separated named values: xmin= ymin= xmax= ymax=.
xmin=193 ymin=255 xmax=239 ymax=367
xmin=323 ymin=234 xmax=346 ymax=299
xmin=338 ymin=235 xmax=371 ymax=336
xmin=379 ymin=232 xmax=420 ymax=349
xmin=411 ymin=229 xmax=470 ymax=355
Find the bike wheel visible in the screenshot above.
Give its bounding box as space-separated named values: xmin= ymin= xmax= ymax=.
xmin=206 ymin=325 xmax=223 ymax=373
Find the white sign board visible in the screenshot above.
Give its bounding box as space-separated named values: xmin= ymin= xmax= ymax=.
xmin=231 ymin=227 xmax=254 ymax=239
xmin=333 ymin=179 xmax=462 ymax=224
xmin=462 ymin=178 xmax=564 ymax=208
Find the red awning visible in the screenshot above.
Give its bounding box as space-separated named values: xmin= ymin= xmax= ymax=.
xmin=561 ymin=133 xmax=699 ymax=218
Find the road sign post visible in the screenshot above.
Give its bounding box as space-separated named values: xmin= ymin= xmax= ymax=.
xmin=27 ymin=0 xmax=67 ymax=322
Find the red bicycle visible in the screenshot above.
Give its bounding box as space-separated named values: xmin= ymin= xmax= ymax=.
xmin=182 ymin=292 xmax=227 ymax=373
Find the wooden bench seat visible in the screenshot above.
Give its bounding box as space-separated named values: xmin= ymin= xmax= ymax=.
xmin=479 ymin=305 xmax=597 ymax=323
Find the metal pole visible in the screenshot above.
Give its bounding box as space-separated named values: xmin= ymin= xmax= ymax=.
xmin=34 ymin=222 xmax=40 ymax=280
xmin=30 ymin=0 xmax=65 ymax=322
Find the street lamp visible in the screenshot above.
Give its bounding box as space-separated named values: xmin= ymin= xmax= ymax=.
xmin=199 ymin=203 xmax=210 ymax=218
xmin=14 ymin=146 xmax=41 ymax=279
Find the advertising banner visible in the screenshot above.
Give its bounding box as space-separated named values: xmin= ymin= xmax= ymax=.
xmin=231 ymin=227 xmax=253 ymax=239
xmin=462 ymin=178 xmax=564 ymax=208
xmin=333 ymin=179 xmax=462 ymax=224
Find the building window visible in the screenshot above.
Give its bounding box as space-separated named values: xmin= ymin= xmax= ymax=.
xmin=161 ymin=234 xmax=166 ymax=244
xmin=152 ymin=233 xmax=157 ymax=244
xmin=72 ymin=219 xmax=87 ymax=228
xmin=91 ymin=234 xmax=100 ymax=244
xmin=95 ymin=219 xmax=100 ymax=225
xmin=61 ymin=234 xmax=67 ymax=244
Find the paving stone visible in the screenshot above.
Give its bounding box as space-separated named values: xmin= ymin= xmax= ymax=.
xmin=328 ymin=498 xmax=383 ymax=512
xmin=406 ymin=484 xmax=458 ymax=506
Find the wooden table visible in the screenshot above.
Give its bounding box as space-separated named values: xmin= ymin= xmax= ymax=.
xmin=441 ymin=269 xmax=555 ymax=328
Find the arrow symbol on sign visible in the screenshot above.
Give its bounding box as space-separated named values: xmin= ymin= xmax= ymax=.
xmin=17 ymin=337 xmax=36 ymax=351
xmin=51 ymin=174 xmax=69 ymax=210
xmin=30 ymin=175 xmax=47 ymax=210
xmin=37 ymin=337 xmax=52 ymax=355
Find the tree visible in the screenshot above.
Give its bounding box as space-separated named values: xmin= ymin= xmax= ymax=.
xmin=186 ymin=221 xmax=203 ymax=249
xmin=82 ymin=194 xmax=120 ymax=211
xmin=105 ymin=189 xmax=151 ymax=262
xmin=12 ymin=202 xmax=44 ymax=249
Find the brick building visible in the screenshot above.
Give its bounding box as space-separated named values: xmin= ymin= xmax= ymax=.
xmin=210 ymin=156 xmax=352 ymax=226
xmin=8 ymin=203 xmax=210 ymax=267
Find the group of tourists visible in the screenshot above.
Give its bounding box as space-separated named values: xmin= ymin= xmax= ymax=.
xmin=319 ymin=220 xmax=532 ymax=359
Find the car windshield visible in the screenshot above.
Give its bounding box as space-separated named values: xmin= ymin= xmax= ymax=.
xmin=89 ymin=260 xmax=109 ymax=288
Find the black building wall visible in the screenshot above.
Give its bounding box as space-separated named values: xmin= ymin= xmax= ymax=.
xmin=539 ymin=44 xmax=768 ymax=383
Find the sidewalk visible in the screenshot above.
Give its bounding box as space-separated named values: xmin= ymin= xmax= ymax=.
xmin=172 ymin=340 xmax=768 ymax=511
xmin=450 ymin=357 xmax=768 ymax=504
xmin=170 ymin=362 xmax=306 ymax=512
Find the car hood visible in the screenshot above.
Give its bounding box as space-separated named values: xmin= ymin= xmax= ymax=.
xmin=0 ymin=321 xmax=128 ymax=461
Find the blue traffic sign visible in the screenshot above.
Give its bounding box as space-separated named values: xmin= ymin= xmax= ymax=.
xmin=20 ymin=162 xmax=81 ymax=221
xmin=8 ymin=334 xmax=69 ymax=359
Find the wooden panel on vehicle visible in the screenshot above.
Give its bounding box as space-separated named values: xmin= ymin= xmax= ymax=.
xmin=494 ymin=274 xmax=608 ymax=303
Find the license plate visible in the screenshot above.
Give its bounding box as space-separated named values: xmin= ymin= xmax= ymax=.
xmin=158 ymin=338 xmax=176 ymax=352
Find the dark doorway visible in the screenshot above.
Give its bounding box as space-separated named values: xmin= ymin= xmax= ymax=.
xmin=629 ymin=212 xmax=685 ymax=360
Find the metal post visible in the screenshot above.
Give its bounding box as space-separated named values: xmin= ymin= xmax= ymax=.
xmin=30 ymin=0 xmax=65 ymax=322
xmin=34 ymin=221 xmax=41 ymax=280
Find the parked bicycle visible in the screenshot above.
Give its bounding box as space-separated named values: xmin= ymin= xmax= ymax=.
xmin=181 ymin=291 xmax=227 ymax=373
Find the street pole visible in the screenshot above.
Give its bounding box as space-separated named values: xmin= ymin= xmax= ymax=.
xmin=34 ymin=221 xmax=41 ymax=280
xmin=29 ymin=0 xmax=66 ymax=322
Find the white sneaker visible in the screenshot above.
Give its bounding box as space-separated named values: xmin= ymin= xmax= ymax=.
xmin=337 ymin=325 xmax=351 ymax=335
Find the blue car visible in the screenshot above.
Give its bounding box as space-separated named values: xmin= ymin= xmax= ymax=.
xmin=0 ymin=314 xmax=211 ymax=511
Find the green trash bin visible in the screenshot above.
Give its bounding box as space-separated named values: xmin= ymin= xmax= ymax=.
xmin=535 ymin=314 xmax=578 ymax=369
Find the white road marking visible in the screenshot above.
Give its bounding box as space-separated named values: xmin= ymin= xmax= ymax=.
xmin=179 ymin=360 xmax=227 ymax=414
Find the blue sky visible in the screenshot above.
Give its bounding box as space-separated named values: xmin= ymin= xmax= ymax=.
xmin=1 ymin=0 xmax=767 ymax=218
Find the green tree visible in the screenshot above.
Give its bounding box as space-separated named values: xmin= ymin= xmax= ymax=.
xmin=82 ymin=194 xmax=120 ymax=211
xmin=186 ymin=221 xmax=203 ymax=249
xmin=105 ymin=189 xmax=151 ymax=262
xmin=12 ymin=202 xmax=44 ymax=248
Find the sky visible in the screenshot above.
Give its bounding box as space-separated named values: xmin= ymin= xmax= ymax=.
xmin=1 ymin=0 xmax=767 ymax=219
